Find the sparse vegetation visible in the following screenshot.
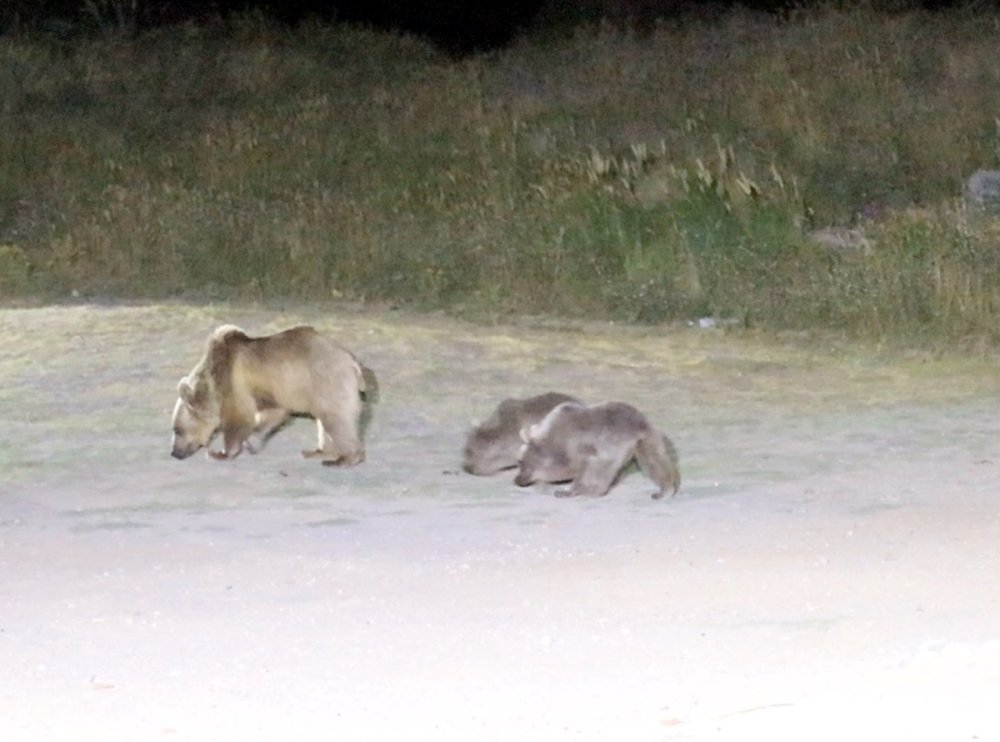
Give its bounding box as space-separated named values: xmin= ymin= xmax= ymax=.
xmin=1 ymin=6 xmax=999 ymax=344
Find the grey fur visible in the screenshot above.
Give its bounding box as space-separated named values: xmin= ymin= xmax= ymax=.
xmin=462 ymin=392 xmax=581 ymax=475
xmin=515 ymin=401 xmax=680 ymax=499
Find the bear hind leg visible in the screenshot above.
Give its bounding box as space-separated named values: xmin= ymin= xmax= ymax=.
xmin=635 ymin=432 xmax=681 ymax=499
xmin=247 ymin=408 xmax=289 ymax=454
xmin=303 ymin=414 xmax=364 ymax=467
xmin=301 ymin=419 xmax=330 ymax=460
xmin=557 ymin=456 xmax=623 ymax=498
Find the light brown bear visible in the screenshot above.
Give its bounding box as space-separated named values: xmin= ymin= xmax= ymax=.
xmin=514 ymin=401 xmax=680 ymax=499
xmin=462 ymin=392 xmax=581 ymax=476
xmin=171 ymin=324 xmax=373 ymax=465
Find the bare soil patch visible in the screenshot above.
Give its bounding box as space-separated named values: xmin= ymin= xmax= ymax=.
xmin=1 ymin=304 xmax=998 ymax=740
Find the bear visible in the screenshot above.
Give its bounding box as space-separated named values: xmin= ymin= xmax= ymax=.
xmin=514 ymin=401 xmax=680 ymax=499
xmin=462 ymin=392 xmax=580 ymax=476
xmin=170 ymin=324 xmax=374 ymax=466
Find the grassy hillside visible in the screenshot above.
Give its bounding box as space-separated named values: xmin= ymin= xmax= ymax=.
xmin=1 ymin=7 xmax=999 ymax=344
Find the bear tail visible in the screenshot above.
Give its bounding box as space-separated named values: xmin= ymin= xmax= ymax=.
xmin=359 ymin=364 xmax=379 ymax=403
xmin=634 ymin=429 xmax=681 ymax=499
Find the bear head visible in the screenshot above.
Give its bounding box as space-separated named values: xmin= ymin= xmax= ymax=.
xmin=514 ymin=422 xmax=573 ymax=487
xmin=170 ymin=373 xmax=221 ymax=459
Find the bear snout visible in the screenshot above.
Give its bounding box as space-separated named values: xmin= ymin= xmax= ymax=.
xmin=514 ymin=470 xmax=533 ymax=487
xmin=171 ymin=445 xmax=196 ymax=460
xmin=460 ymin=447 xmax=476 ymax=474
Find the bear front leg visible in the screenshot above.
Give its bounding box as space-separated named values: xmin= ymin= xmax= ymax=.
xmin=209 ymin=426 xmax=251 ymax=460
xmin=558 ymin=457 xmax=620 ymax=498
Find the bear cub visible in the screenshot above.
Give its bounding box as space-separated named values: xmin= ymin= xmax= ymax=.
xmin=463 ymin=392 xmax=580 ymax=476
xmin=515 ymin=401 xmax=680 ymax=499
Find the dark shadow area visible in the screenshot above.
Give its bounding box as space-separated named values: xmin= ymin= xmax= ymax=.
xmin=4 ymin=0 xmax=993 ymax=53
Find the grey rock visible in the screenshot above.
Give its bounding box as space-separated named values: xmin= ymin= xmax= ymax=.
xmin=966 ymin=170 xmax=1000 ymax=205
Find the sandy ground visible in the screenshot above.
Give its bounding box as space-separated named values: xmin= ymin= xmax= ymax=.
xmin=1 ymin=303 xmax=998 ymax=741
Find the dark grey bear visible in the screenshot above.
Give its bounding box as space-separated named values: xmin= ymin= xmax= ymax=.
xmin=515 ymin=401 xmax=680 ymax=499
xmin=463 ymin=392 xmax=580 ymax=476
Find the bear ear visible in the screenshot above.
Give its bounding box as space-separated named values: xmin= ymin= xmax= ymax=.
xmin=178 ymin=377 xmax=206 ymax=404
xmin=178 ymin=378 xmax=195 ymax=403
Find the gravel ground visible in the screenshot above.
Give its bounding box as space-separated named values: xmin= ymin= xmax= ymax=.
xmin=1 ymin=303 xmax=998 ymax=741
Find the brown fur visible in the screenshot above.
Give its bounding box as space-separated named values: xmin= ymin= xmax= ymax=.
xmin=171 ymin=324 xmax=373 ymax=466
xmin=515 ymin=401 xmax=680 ymax=499
xmin=462 ymin=392 xmax=581 ymax=476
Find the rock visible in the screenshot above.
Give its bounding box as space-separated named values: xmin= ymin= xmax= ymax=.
xmin=965 ymin=170 xmax=1000 ymax=206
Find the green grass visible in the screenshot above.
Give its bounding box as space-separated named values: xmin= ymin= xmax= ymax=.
xmin=1 ymin=7 xmax=999 ymax=345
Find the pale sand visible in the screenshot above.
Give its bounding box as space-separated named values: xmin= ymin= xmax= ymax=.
xmin=1 ymin=304 xmax=998 ymax=741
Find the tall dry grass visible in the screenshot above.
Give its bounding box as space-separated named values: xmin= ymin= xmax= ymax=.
xmin=1 ymin=7 xmax=999 ymax=343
